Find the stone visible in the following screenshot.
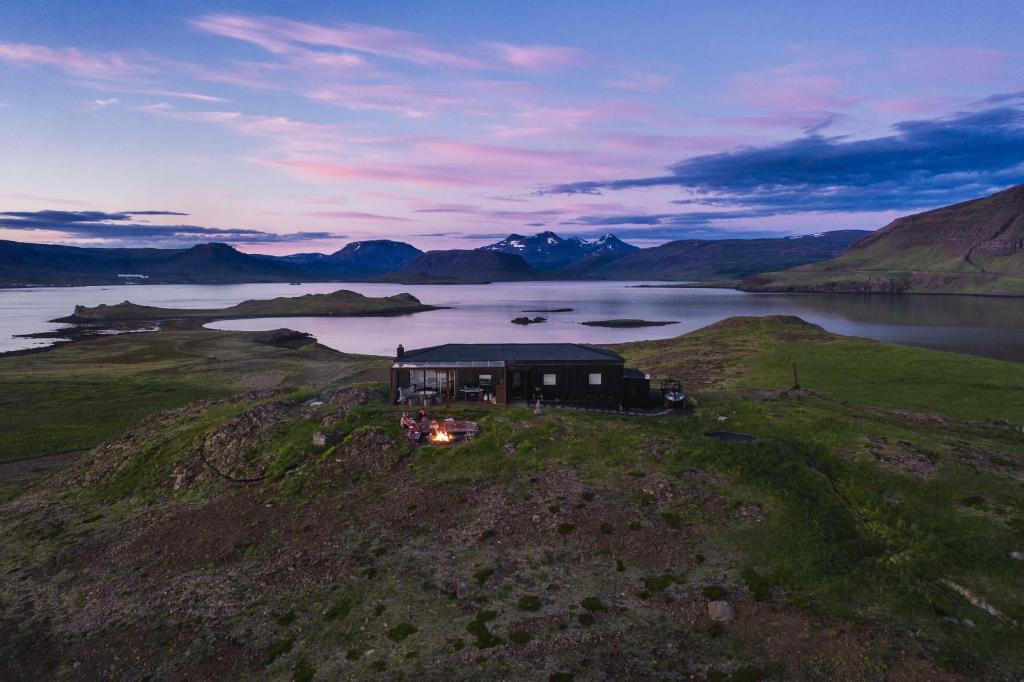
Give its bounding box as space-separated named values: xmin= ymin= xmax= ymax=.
xmin=707 ymin=600 xmax=736 ymax=623
xmin=1011 ymin=551 xmax=1024 ymax=561
xmin=312 ymin=430 xmax=345 ymax=448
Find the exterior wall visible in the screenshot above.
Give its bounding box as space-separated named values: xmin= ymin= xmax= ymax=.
xmin=515 ymin=362 xmax=623 ymax=404
xmin=392 ymin=361 xmax=623 ymax=405
xmin=622 ymin=376 xmax=652 ymax=408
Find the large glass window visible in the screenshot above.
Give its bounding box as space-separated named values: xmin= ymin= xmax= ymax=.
xmin=543 ymin=373 xmax=557 ymax=386
xmin=588 ymin=372 xmax=602 ymax=385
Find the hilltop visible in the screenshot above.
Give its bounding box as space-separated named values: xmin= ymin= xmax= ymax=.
xmin=2 ymin=317 xmax=1024 ymax=679
xmin=743 ymin=185 xmax=1024 ymax=295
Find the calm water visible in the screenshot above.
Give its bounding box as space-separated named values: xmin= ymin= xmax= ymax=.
xmin=2 ymin=281 xmax=1023 ymax=362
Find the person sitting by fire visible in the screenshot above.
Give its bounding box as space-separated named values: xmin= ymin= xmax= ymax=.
xmin=400 ymin=412 xmax=423 ymax=443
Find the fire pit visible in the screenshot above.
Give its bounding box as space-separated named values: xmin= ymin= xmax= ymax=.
xmin=426 ymin=418 xmax=478 ymax=445
xmin=402 ymin=413 xmax=478 ymax=446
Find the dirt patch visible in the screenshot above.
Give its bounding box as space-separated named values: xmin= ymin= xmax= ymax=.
xmin=866 ymin=436 xmax=939 ymax=478
xmin=955 ymin=446 xmax=1024 ymax=481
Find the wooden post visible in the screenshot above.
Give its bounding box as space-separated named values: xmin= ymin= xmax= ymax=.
xmin=792 ymin=362 xmax=800 ymax=389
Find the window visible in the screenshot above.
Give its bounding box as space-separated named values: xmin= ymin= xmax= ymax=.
xmin=588 ymin=372 xmax=602 ymax=385
xmin=479 ymin=373 xmax=492 ymax=386
xmin=543 ymin=373 xmax=557 ymax=386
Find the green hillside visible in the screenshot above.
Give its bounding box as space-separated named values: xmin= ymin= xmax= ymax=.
xmin=743 ymin=185 xmax=1024 ymax=295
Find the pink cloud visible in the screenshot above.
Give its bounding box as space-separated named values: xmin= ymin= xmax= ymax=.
xmin=307 ymin=84 xmax=463 ymax=118
xmin=263 ymin=159 xmax=478 ymax=188
xmin=308 ymin=210 xmax=411 ymax=222
xmin=193 ymin=14 xmax=478 ymax=69
xmin=0 ymin=41 xmax=155 ymax=80
xmin=485 ymin=42 xmax=587 ymax=73
xmin=871 ymin=96 xmax=959 ymax=115
xmin=87 ymin=97 xmax=119 ymax=109
xmin=731 ymin=68 xmax=859 ymax=111
xmin=193 ymin=13 xmax=592 ymax=75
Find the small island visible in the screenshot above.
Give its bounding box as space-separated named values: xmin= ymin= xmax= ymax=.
xmin=21 ymin=290 xmax=440 ymax=344
xmin=522 ymin=307 xmax=574 ymax=313
xmin=511 ymin=316 xmax=547 ymax=325
xmin=579 ymin=318 xmax=679 ymax=328
xmin=54 ymin=290 xmax=437 ymax=325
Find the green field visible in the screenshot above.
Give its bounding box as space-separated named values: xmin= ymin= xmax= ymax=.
xmin=0 ymin=329 xmax=382 ymax=462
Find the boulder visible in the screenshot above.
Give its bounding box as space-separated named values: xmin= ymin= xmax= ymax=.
xmin=707 ymin=600 xmax=736 ymax=623
xmin=312 ymin=431 xmax=345 ymax=448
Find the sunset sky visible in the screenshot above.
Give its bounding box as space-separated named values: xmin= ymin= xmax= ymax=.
xmin=2 ymin=0 xmax=1023 ymax=253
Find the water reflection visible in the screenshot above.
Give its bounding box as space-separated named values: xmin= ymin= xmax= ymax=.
xmin=2 ymin=282 xmax=1022 ymax=362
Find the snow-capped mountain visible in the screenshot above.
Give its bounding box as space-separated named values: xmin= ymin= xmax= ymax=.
xmin=481 ymin=231 xmax=638 ymax=269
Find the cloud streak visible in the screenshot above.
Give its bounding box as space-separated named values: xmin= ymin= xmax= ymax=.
xmin=0 ymin=209 xmax=339 ymax=247
xmin=542 ymin=103 xmax=1024 ymax=214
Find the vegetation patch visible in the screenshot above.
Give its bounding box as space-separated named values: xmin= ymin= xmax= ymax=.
xmin=644 ymin=574 xmax=683 ymax=592
xmin=323 ymin=597 xmax=353 ymax=621
xmin=702 ymin=585 xmax=729 ymax=600
xmin=660 ymin=511 xmax=682 ymax=530
xmin=264 ymin=638 xmax=293 ymax=665
xmin=387 ymin=622 xmax=417 ymax=642
xmin=517 ymin=595 xmax=542 ymax=612
xmin=291 ymin=656 xmax=316 ymax=682
xmin=466 ymin=612 xmax=502 ymax=649
xmin=509 ymin=630 xmax=532 ymax=644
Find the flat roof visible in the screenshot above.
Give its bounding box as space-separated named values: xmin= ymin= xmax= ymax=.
xmin=395 ymin=342 xmax=623 ymax=365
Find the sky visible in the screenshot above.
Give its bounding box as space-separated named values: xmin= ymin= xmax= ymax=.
xmin=1 ymin=0 xmax=1023 ymax=253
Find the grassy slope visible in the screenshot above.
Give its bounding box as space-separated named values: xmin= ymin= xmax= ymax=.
xmin=2 ymin=316 xmax=1023 ymax=679
xmin=614 ymin=316 xmax=1024 ymax=421
xmin=0 ymin=330 xmax=381 ymax=462
xmin=742 ymin=187 xmax=1024 ymax=296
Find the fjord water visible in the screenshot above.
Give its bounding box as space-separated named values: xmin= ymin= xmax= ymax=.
xmin=2 ymin=281 xmax=1023 ymax=362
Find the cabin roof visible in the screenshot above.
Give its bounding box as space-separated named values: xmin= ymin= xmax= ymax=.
xmin=395 ymin=342 xmax=623 ymax=366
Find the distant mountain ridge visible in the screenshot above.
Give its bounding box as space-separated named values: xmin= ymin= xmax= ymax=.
xmin=377 ymin=249 xmax=536 ymax=283
xmin=743 ymin=185 xmax=1024 ymax=295
xmin=482 ymin=231 xmax=638 ymax=269
xmin=0 ymin=239 xmax=423 ymax=287
xmin=559 ymin=230 xmax=870 ymax=281
xmin=2 ymin=228 xmax=866 ymax=287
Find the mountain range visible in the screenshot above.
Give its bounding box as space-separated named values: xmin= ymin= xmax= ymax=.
xmin=483 ymin=231 xmax=638 ymax=269
xmin=743 ymin=185 xmax=1024 ymax=295
xmin=5 ymin=189 xmax=1024 ymax=291
xmin=0 ymin=229 xmax=870 ymax=287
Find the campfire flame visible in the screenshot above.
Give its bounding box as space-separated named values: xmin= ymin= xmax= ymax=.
xmin=429 ymin=428 xmax=452 ymax=444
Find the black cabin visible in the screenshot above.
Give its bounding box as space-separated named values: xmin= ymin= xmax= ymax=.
xmin=390 ymin=342 xmax=650 ymax=407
